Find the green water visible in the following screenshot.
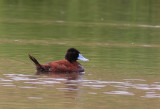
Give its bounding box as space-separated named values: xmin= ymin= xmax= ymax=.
xmin=0 ymin=0 xmax=160 ymax=109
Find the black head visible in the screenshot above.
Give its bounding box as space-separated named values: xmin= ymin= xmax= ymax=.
xmin=65 ymin=48 xmax=80 ymax=62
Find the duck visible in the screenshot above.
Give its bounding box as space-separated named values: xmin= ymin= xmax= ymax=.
xmin=29 ymin=48 xmax=89 ymax=75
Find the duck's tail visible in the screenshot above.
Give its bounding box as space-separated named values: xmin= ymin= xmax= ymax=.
xmin=29 ymin=55 xmax=43 ymax=69
xmin=29 ymin=55 xmax=51 ymax=75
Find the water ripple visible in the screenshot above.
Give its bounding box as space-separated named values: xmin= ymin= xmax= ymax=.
xmin=104 ymin=91 xmax=135 ymax=96
xmin=142 ymin=92 xmax=160 ymax=98
xmin=2 ymin=74 xmax=160 ymax=98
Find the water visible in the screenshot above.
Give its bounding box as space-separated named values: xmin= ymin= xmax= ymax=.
xmin=0 ymin=0 xmax=160 ymax=109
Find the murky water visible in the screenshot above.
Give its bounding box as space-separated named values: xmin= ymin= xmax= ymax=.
xmin=0 ymin=73 xmax=160 ymax=109
xmin=0 ymin=0 xmax=160 ymax=109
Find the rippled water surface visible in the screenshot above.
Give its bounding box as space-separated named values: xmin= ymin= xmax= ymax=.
xmin=0 ymin=0 xmax=160 ymax=109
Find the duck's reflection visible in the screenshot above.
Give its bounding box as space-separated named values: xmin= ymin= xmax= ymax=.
xmin=50 ymin=72 xmax=83 ymax=80
xmin=50 ymin=73 xmax=83 ymax=100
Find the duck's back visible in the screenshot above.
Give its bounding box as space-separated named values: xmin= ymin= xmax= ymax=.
xmin=49 ymin=60 xmax=84 ymax=73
